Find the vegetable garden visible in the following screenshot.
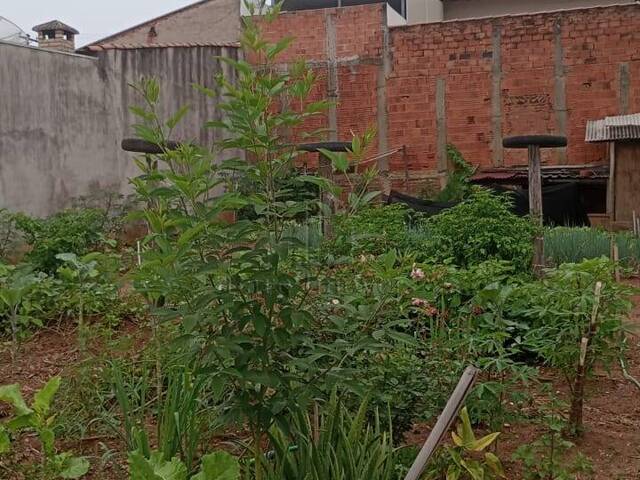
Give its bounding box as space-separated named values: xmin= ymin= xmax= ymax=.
xmin=1 ymin=6 xmax=639 ymax=480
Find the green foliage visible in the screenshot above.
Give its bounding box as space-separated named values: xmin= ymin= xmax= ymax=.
xmin=128 ymin=449 xmax=239 ymax=480
xmin=0 ymin=208 xmax=18 ymax=261
xmin=0 ymin=377 xmax=90 ymax=479
xmin=125 ymin=8 xmax=396 ymax=480
xmin=331 ymin=204 xmax=411 ymax=256
xmin=14 ymin=209 xmax=107 ymax=273
xmin=434 ymin=145 xmax=476 ymax=203
xmin=0 ymin=263 xmax=44 ymax=357
xmin=420 ymin=188 xmax=536 ymax=270
xmin=447 ymin=407 xmax=504 ymax=480
xmin=512 ymin=396 xmax=593 ymax=480
xmin=518 ymin=258 xmax=632 ymax=385
xmin=545 ymin=226 xmax=640 ymax=267
xmin=265 ymin=394 xmax=399 ymax=480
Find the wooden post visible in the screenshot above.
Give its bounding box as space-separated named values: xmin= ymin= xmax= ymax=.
xmin=611 ymin=238 xmax=620 ymax=282
xmin=528 ymin=144 xmax=545 ymax=277
xmin=318 ymin=152 xmax=334 ymax=237
xmin=607 ymin=142 xmax=615 ymax=222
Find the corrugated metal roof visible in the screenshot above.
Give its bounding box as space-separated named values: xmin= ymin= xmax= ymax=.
xmin=586 ymin=113 xmax=640 ymax=142
xmin=473 ymin=164 xmax=609 ymax=183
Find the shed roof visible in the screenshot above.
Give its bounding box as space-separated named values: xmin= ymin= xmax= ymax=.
xmin=585 ymin=113 xmax=640 ymax=143
xmin=32 ymin=20 xmax=79 ymax=34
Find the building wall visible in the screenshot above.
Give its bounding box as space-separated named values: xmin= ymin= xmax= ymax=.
xmin=258 ymin=3 xmax=640 ymax=190
xmin=87 ymin=0 xmax=240 ymax=47
xmin=0 ymin=42 xmax=237 ymax=216
xmin=443 ymin=0 xmax=635 ymax=21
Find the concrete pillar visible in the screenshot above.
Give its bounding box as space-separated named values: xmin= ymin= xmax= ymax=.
xmin=325 ymin=12 xmax=339 ymax=142
xmin=553 ymin=18 xmax=568 ymax=163
xmin=377 ymin=7 xmax=391 ymax=194
xmin=620 ymin=62 xmax=630 ymax=115
xmin=491 ymin=22 xmax=503 ymax=167
xmin=436 ymin=77 xmax=448 ymax=175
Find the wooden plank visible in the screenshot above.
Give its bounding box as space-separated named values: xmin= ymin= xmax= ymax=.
xmin=614 ymin=143 xmax=640 ymax=225
xmin=607 ymin=142 xmax=615 ymax=218
xmin=404 ymin=366 xmax=479 ymax=480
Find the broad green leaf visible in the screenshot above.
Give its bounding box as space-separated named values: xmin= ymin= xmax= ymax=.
xmin=129 ymin=450 xmax=188 ymax=480
xmin=457 ymin=407 xmax=476 ymax=446
xmin=0 ymin=384 xmax=32 ymax=416
xmin=59 ymin=455 xmax=90 ymax=479
xmin=192 ymin=451 xmax=241 ymax=480
xmin=0 ymin=428 xmax=10 ymax=454
xmin=484 ymin=452 xmax=505 ymax=478
xmin=469 ymin=432 xmax=500 ymax=452
xmin=40 ymin=428 xmax=55 ymax=457
xmin=33 ymin=376 xmax=61 ymax=416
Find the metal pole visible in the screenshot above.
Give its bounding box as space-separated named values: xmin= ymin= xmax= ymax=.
xmin=528 ymin=144 xmax=544 ymax=277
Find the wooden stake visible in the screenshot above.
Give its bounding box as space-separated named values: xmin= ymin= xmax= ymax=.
xmin=613 ymin=242 xmax=620 ymax=283
xmin=528 ymin=144 xmax=545 ymax=277
xmin=567 ymin=281 xmax=602 ymax=437
xmin=404 ymin=366 xmax=479 ymax=480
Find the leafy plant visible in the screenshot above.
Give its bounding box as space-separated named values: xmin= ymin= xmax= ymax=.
xmin=128 ymin=449 xmax=240 ymax=480
xmin=0 ymin=263 xmax=43 ymax=359
xmin=56 ymin=252 xmax=116 ymax=353
xmin=421 ymin=188 xmax=536 ymax=270
xmin=125 ymin=5 xmax=390 ymax=480
xmin=14 ymin=209 xmax=107 ymax=273
xmin=265 ymin=394 xmax=399 ymax=480
xmin=425 ymin=407 xmax=504 ymax=480
xmin=0 ymin=377 xmax=90 ymax=479
xmin=0 ymin=208 xmax=19 ymax=261
xmin=512 ymin=395 xmax=593 ymax=480
xmin=517 ymin=258 xmax=632 ymax=430
xmin=434 ymin=145 xmax=476 ymax=203
xmin=330 ymin=204 xmax=411 ymax=256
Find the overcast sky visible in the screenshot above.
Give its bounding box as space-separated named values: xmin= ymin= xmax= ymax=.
xmin=2 ymin=0 xmax=199 ymax=47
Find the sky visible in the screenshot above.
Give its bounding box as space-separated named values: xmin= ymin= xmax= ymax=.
xmin=2 ymin=0 xmax=199 ymax=47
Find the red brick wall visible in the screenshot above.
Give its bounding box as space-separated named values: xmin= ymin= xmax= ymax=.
xmin=255 ymin=4 xmax=640 ymax=181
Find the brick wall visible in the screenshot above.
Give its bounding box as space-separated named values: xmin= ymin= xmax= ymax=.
xmin=256 ymin=3 xmax=640 ymax=188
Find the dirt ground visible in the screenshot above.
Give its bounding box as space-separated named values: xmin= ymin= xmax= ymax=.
xmin=1 ymin=282 xmax=640 ymax=479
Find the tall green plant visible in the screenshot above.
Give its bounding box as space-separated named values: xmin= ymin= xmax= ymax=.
xmin=126 ymin=5 xmax=386 ymax=480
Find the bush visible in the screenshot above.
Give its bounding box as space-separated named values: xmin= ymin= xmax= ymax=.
xmin=14 ymin=209 xmax=107 ymax=273
xmin=421 ymin=188 xmax=536 ymax=270
xmin=330 ymin=204 xmax=411 ymax=256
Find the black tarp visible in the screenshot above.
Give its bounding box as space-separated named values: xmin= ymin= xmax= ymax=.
xmin=385 ymin=182 xmax=590 ymax=227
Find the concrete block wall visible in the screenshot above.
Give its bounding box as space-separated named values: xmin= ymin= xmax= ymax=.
xmin=0 ymin=43 xmax=238 ymax=216
xmin=256 ymin=3 xmax=640 ymax=190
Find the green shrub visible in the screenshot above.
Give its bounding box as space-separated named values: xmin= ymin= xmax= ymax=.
xmin=421 ymin=189 xmax=536 ymax=270
xmin=331 ymin=204 xmax=411 ymax=256
xmin=14 ymin=209 xmax=107 ymax=273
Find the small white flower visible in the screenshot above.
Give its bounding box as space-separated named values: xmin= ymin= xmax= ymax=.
xmin=331 ymin=299 xmax=340 ymax=305
xmin=411 ymin=265 xmax=425 ymax=280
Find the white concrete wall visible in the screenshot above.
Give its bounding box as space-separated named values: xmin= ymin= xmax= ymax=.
xmin=407 ymin=0 xmax=444 ymax=23
xmin=0 ymin=42 xmax=237 ymax=216
xmin=387 ymin=3 xmax=408 ymax=26
xmin=443 ymin=0 xmax=636 ymax=20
